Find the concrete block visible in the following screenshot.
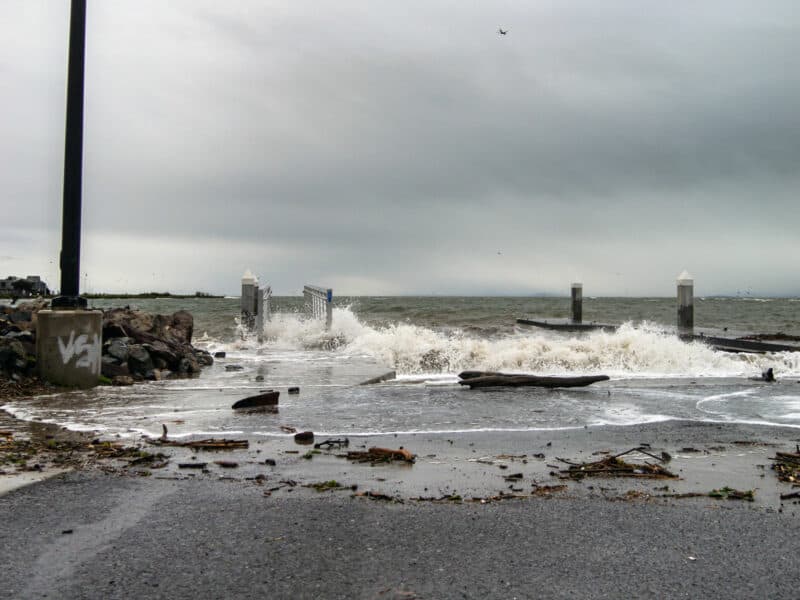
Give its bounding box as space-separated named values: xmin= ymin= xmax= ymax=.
xmin=36 ymin=310 xmax=102 ymax=388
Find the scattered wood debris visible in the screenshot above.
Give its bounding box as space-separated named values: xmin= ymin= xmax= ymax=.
xmin=771 ymin=445 xmax=800 ymax=484
xmin=558 ymin=447 xmax=677 ymax=480
xmin=0 ymin=432 xmax=163 ymax=473
xmin=345 ymin=447 xmax=415 ymax=464
xmin=127 ymin=452 xmax=169 ymax=469
xmin=467 ymin=492 xmax=529 ymax=503
xmin=214 ymin=460 xmax=239 ymax=468
xmin=708 ymin=487 xmax=754 ymax=501
xmin=531 ymin=484 xmax=567 ymax=497
xmin=280 ymin=426 xmax=297 ymax=434
xmin=304 ymin=480 xmax=351 ymax=492
xmin=178 ymin=462 xmax=207 ymax=469
xmin=413 ymin=494 xmax=463 ymax=503
xmin=149 ymin=437 xmax=249 ymax=450
xmin=314 ymin=438 xmax=349 ymax=449
xmin=354 ymin=490 xmax=402 ymax=502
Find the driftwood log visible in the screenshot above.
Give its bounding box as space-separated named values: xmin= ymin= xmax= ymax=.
xmin=458 ymin=371 xmax=609 ymax=389
xmin=232 ymin=390 xmax=279 ymax=410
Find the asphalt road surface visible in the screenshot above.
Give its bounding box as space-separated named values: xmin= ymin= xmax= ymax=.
xmin=1 ymin=472 xmax=798 ymax=599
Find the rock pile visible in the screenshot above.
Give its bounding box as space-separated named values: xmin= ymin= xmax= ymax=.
xmin=100 ymin=308 xmax=213 ymax=383
xmin=0 ymin=300 xmax=44 ymax=381
xmin=0 ymin=302 xmax=213 ymax=387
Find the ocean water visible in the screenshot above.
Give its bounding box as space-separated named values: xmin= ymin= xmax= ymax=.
xmin=4 ymin=296 xmax=800 ymax=438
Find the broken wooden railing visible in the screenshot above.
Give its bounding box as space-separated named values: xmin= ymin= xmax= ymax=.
xmin=303 ymin=284 xmax=332 ymax=330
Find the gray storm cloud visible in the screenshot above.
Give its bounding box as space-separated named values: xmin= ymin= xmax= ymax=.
xmin=1 ymin=1 xmax=799 ymax=295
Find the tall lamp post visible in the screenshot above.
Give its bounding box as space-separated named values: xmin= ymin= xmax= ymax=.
xmin=52 ymin=0 xmax=87 ymax=309
xmin=36 ymin=0 xmax=102 ymax=388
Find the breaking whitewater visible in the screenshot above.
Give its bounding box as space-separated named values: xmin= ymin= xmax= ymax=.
xmin=4 ymin=297 xmax=800 ymax=437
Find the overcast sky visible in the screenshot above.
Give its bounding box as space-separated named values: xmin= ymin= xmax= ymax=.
xmin=1 ymin=1 xmax=799 ymax=296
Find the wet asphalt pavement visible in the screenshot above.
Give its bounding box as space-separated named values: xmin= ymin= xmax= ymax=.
xmin=1 ymin=471 xmax=799 ymax=599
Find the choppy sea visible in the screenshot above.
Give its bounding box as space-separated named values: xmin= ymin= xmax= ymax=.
xmin=4 ymin=296 xmax=800 ymax=438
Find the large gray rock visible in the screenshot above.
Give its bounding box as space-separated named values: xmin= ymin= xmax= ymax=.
xmin=0 ymin=338 xmax=26 ymax=373
xmin=101 ymin=356 xmax=130 ymax=379
xmin=127 ymin=344 xmax=153 ymax=377
xmin=178 ymin=357 xmax=200 ymax=375
xmin=106 ymin=338 xmax=130 ymax=362
xmin=144 ymin=340 xmax=178 ymax=369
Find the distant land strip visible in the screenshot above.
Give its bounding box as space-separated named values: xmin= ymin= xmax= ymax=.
xmin=83 ymin=292 xmax=223 ymax=299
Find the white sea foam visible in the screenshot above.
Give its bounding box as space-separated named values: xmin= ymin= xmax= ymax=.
xmin=198 ymin=308 xmax=800 ymax=378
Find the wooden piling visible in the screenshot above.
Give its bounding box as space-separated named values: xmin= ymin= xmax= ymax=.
xmin=326 ymin=288 xmax=333 ymax=330
xmin=241 ymin=269 xmax=258 ymax=331
xmin=571 ymin=283 xmax=583 ymax=324
xmin=677 ymin=271 xmax=693 ymax=334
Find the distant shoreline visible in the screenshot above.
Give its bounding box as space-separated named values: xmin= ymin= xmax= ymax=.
xmin=82 ymin=292 xmax=224 ymax=299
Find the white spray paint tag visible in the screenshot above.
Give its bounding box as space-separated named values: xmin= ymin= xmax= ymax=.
xmin=57 ymin=331 xmax=101 ymax=374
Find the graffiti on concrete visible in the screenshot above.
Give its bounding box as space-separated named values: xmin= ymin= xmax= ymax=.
xmin=57 ymin=330 xmax=101 ymax=373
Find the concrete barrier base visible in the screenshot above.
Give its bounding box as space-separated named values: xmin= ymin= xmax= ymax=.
xmin=36 ymin=310 xmax=103 ymax=389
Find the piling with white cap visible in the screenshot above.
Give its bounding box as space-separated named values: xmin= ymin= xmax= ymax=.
xmin=571 ymin=283 xmax=583 ymax=323
xmin=241 ymin=269 xmax=258 ymax=331
xmin=677 ymin=270 xmax=694 ymax=334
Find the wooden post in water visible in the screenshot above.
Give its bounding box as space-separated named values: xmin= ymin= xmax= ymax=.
xmin=256 ymin=285 xmax=272 ymax=342
xmin=677 ymin=270 xmax=694 ymax=334
xmin=571 ymin=283 xmax=583 ymax=324
xmin=241 ymin=269 xmax=258 ymax=331
xmin=326 ymin=288 xmax=333 ymax=330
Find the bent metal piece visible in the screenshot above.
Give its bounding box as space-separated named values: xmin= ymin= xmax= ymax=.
xmin=458 ymin=373 xmax=609 ymax=389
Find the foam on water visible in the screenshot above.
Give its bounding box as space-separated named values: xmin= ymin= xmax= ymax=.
xmin=7 ymin=303 xmax=799 ymax=437
xmin=197 ymin=308 xmax=800 ymax=379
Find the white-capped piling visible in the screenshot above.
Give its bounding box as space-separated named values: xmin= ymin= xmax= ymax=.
xmin=571 ymin=283 xmax=583 ymax=324
xmin=241 ymin=269 xmax=258 ymax=330
xmin=677 ymin=270 xmax=694 ymax=334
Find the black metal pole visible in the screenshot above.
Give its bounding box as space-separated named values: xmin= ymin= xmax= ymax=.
xmin=53 ymin=0 xmax=87 ymax=309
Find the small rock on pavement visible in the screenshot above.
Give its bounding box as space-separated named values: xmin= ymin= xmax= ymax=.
xmin=288 ymin=386 xmax=300 ymax=394
xmin=294 ymin=431 xmax=314 ymax=444
xmin=225 ymin=364 xmax=243 ymax=371
xmin=214 ymin=351 xmax=226 ymax=358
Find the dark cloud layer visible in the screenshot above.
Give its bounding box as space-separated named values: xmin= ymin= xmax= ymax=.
xmin=2 ymin=1 xmax=799 ymax=295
